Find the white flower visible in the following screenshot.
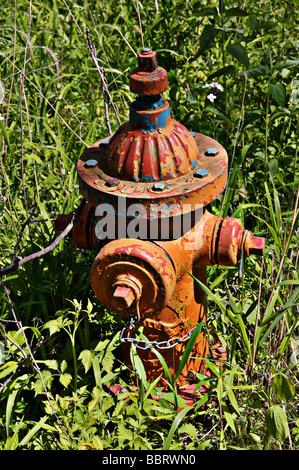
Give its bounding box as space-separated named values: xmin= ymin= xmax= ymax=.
xmin=203 ymin=82 xmax=223 ymax=92
xmin=207 ymin=93 xmax=217 ymax=103
xmin=211 ymin=81 xmax=223 ymax=92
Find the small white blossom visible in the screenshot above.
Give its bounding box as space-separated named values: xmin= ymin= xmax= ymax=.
xmin=207 ymin=93 xmax=217 ymax=103
xmin=211 ymin=81 xmax=223 ymax=91
xmin=203 ymin=81 xmax=223 ymax=92
xmin=0 ymin=114 xmax=3 ymax=121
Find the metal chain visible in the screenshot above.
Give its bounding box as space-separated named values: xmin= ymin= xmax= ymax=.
xmin=119 ymin=309 xmax=220 ymax=351
xmin=119 ymin=254 xmax=244 ymax=351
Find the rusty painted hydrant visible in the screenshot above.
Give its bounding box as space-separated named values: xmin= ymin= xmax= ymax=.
xmin=55 ymin=49 xmax=265 ymax=398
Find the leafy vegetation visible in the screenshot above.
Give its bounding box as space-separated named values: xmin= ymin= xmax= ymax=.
xmin=0 ymin=0 xmax=298 ymax=450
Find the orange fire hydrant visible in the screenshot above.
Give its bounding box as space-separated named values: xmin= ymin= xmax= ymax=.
xmin=55 ymin=49 xmax=265 ymax=398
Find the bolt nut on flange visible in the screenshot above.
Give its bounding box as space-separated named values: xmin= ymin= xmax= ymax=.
xmin=205 ymin=147 xmax=219 ymax=157
xmin=84 ymin=159 xmax=98 ymax=169
xmin=194 ymin=168 xmax=209 ymax=178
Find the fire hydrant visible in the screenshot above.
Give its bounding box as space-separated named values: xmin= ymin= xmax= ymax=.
xmin=55 ymin=49 xmax=265 ymax=398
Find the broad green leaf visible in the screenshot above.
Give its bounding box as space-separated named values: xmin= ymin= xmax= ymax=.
xmin=193 ymin=7 xmax=218 ymax=17
xmin=272 ymin=370 xmax=295 ymax=401
xmin=205 ymin=104 xmax=230 ymax=121
xmin=43 ymin=318 xmax=65 ymax=336
xmin=265 ymin=405 xmax=289 ymax=443
xmin=102 ymin=350 xmax=115 ymax=374
xmin=200 ymin=25 xmax=220 ymax=50
xmin=59 ymin=372 xmax=72 ymax=387
xmin=227 ymin=44 xmax=249 ymax=68
xmin=43 ymin=359 xmax=59 ymax=370
xmin=33 ymin=370 xmax=53 ymax=396
xmin=275 ymin=59 xmax=299 ymax=69
xmin=268 ymin=158 xmax=278 ymax=179
xmin=225 ymin=7 xmax=249 ymax=17
xmin=117 ymin=421 xmax=134 ymax=442
xmin=79 ymin=349 xmax=93 ymax=373
xmin=268 ymin=83 xmax=286 ymax=108
xmin=94 ymin=339 xmax=110 ymax=352
xmin=241 ymin=64 xmax=269 ymax=77
xmin=208 ymin=65 xmax=236 ymax=80
xmin=60 ymin=359 xmax=67 ymax=373
xmin=197 ymin=439 xmax=211 ymax=450
xmin=179 ymin=423 xmax=197 ymax=439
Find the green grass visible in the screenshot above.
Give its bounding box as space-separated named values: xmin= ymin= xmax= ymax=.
xmin=0 ymin=0 xmax=298 ymax=450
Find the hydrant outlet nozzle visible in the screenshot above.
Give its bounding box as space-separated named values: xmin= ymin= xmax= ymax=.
xmin=215 ymin=217 xmax=265 ymax=266
xmin=54 ymin=212 xmax=73 ymax=232
xmin=243 ymin=232 xmax=266 ymax=257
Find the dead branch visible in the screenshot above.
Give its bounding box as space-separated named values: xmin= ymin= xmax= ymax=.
xmin=0 ymin=198 xmax=86 ymax=277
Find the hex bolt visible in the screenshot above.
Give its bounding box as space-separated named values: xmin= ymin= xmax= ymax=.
xmin=205 ymin=147 xmax=219 ymax=157
xmin=84 ymin=159 xmax=98 ymax=169
xmin=194 ymin=168 xmax=209 ymax=178
xmin=152 ymin=181 xmax=166 ymax=191
xmin=247 ymin=235 xmax=265 ymax=256
xmin=113 ymin=285 xmax=136 ymax=308
xmin=100 ymin=138 xmax=110 ymax=149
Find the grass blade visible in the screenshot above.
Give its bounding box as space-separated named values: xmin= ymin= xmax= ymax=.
xmin=174 ymin=321 xmax=203 ymax=382
xmin=163 ymin=406 xmax=192 ymax=450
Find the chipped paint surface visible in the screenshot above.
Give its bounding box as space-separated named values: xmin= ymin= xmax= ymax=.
xmin=90 ymin=239 xmax=177 ymax=319
xmin=129 ymin=50 xmax=168 ymax=96
xmin=77 ymin=130 xmax=228 ymax=217
xmin=55 ymin=49 xmax=266 ymax=391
